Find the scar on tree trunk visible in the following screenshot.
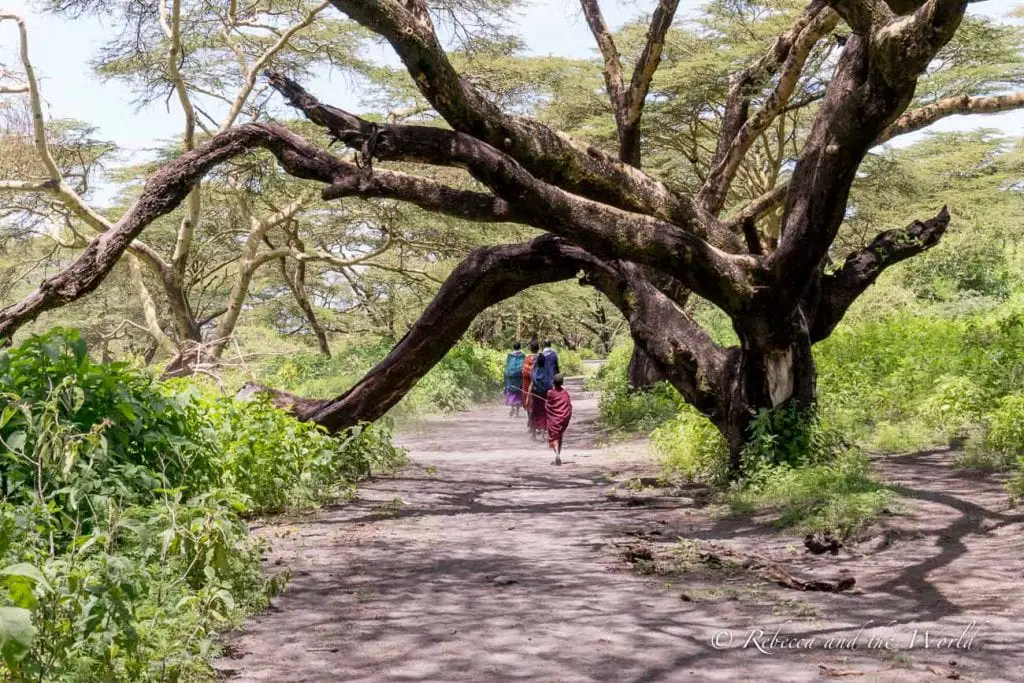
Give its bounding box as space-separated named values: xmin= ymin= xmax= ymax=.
xmin=719 ymin=329 xmax=818 ymax=472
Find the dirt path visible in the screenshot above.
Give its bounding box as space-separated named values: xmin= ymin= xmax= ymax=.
xmin=216 ymin=383 xmax=1024 ymax=682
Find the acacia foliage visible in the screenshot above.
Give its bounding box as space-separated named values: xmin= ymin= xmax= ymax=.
xmin=3 ymin=0 xmax=1023 ymax=372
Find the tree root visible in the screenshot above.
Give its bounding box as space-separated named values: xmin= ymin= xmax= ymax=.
xmin=699 ymin=544 xmax=856 ymax=592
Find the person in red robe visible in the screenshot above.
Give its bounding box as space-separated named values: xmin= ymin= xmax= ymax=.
xmin=545 ymin=374 xmax=573 ymax=465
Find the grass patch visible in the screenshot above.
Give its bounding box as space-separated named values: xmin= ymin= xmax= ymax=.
xmin=771 ymin=597 xmax=819 ymax=619
xmin=371 ymin=497 xmax=406 ymax=517
xmin=652 ymin=408 xmax=729 ymax=486
xmin=726 ymin=450 xmax=893 ymax=541
xmin=867 ymin=420 xmax=940 ymax=454
xmin=954 ymin=437 xmax=1015 ymax=472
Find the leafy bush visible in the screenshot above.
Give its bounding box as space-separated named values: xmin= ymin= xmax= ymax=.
xmin=0 ymin=330 xmax=216 ymax=523
xmin=651 ymin=408 xmax=728 ymax=485
xmin=815 ymin=314 xmax=966 ymax=440
xmin=397 ymin=341 xmax=504 ymax=415
xmin=868 ymin=420 xmax=938 ymax=454
xmin=964 ymin=394 xmax=1024 ymax=490
xmin=572 ymin=347 xmax=599 ymax=361
xmin=740 ymin=405 xmax=846 ymax=472
xmin=0 ymin=329 xmax=405 ymax=679
xmin=0 ymin=491 xmax=281 ymax=681
xmin=557 ymin=349 xmax=585 ymax=376
xmin=715 ymin=405 xmax=890 ymax=540
xmin=257 ymin=339 xmax=392 ymax=400
xmin=814 ymin=304 xmax=1024 ymax=451
xmin=728 ymin=450 xmax=893 ymax=541
xmin=900 ymin=231 xmax=1010 ymax=301
xmin=917 ymin=375 xmax=987 ymax=442
xmin=202 ymin=392 xmax=402 ymax=512
xmin=597 ymin=344 xmax=684 ymax=433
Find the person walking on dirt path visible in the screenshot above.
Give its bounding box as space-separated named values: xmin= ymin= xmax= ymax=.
xmin=522 ymin=340 xmax=539 ymax=418
xmin=528 ymin=351 xmax=552 ymax=441
xmin=503 ymin=342 xmax=526 ymax=417
xmin=545 ymin=374 xmax=573 ymax=465
xmin=541 ymin=340 xmax=560 ymax=377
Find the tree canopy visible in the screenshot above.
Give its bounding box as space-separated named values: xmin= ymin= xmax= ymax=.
xmin=3 ymin=0 xmax=1024 ymax=468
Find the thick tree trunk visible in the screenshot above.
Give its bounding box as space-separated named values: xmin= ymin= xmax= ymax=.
xmin=717 ymin=315 xmax=817 ymax=472
xmin=626 ymin=345 xmax=664 ymax=391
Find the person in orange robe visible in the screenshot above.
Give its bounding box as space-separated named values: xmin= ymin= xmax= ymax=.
xmin=521 ymin=340 xmax=539 ymax=416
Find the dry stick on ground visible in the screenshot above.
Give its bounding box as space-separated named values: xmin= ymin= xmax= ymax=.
xmin=698 ymin=544 xmax=856 ymax=592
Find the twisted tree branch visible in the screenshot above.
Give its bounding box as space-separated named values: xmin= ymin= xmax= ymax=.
xmin=268 ymin=73 xmax=757 ymax=308
xmin=809 ymin=207 xmax=950 ymax=341
xmin=325 ymin=0 xmax=742 ymax=251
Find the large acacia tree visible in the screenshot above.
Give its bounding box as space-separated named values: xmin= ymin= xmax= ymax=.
xmin=3 ymin=0 xmax=1024 ymax=468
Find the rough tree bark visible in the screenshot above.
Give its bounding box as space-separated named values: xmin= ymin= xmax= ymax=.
xmin=0 ymin=0 xmax=981 ymax=471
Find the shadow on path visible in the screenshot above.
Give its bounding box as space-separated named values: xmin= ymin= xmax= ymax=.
xmin=216 ymin=402 xmax=1024 ymax=682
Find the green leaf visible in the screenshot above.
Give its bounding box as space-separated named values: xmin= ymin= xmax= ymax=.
xmin=0 ymin=404 xmax=17 ymax=430
xmin=4 ymin=430 xmax=25 ymax=454
xmin=5 ymin=579 xmax=36 ymax=610
xmin=71 ymin=386 xmax=86 ymax=412
xmin=118 ymin=402 xmax=137 ymax=422
xmin=0 ymin=564 xmax=50 ymax=592
xmin=0 ymin=606 xmax=36 ymax=668
xmin=215 ymin=588 xmax=235 ymax=613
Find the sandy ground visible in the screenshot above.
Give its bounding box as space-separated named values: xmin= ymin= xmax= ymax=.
xmin=214 ymin=380 xmax=1024 ymax=682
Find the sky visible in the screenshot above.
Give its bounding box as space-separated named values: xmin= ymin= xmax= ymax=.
xmin=2 ymin=0 xmax=1024 ymax=175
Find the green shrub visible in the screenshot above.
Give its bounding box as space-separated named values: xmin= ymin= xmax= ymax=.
xmin=596 ymin=343 xmax=685 ymax=433
xmin=203 ymin=393 xmax=404 ymax=512
xmin=813 ymin=305 xmax=1024 ymax=451
xmin=398 ymin=340 xmax=503 ymax=415
xmin=715 ymin=405 xmax=893 ymax=541
xmin=0 ymin=329 xmax=217 ymax=521
xmin=956 ymin=435 xmax=1012 ymax=472
xmin=978 ymin=394 xmax=1024 ymax=455
xmin=740 ymin=404 xmax=846 ymax=471
xmin=868 ymin=420 xmax=938 ymax=453
xmin=899 ymin=231 xmax=1010 ymax=301
xmin=970 ymin=394 xmax=1024 ymax=489
xmin=728 ymin=450 xmax=892 ymax=541
xmin=557 ymin=349 xmax=585 ymax=376
xmin=0 ymin=489 xmax=281 ymax=681
xmin=652 ymin=408 xmax=728 ymax=485
xmin=815 ymin=314 xmax=965 ymax=438
xmin=572 ymin=347 xmax=599 ymax=361
xmin=0 ymin=329 xmax=405 ymax=679
xmin=258 ymin=338 xmax=504 ymax=418
xmin=917 ymin=374 xmax=987 ymax=442
xmin=257 ymin=339 xmax=392 ymax=400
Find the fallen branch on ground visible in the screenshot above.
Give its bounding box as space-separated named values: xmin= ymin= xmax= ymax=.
xmin=699 ymin=544 xmax=856 ymax=592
